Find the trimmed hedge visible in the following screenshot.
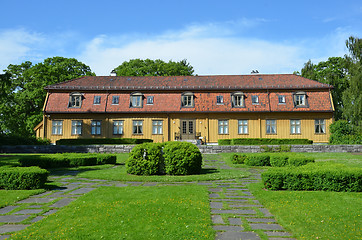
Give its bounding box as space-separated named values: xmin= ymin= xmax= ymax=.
xmin=218 ymin=138 xmax=312 ymax=145
xmin=288 ymin=156 xmax=315 ymax=167
xmin=262 ymin=163 xmax=362 ymax=192
xmin=126 ymin=143 xmax=164 ymax=175
xmin=270 ymin=155 xmax=289 ymax=167
xmin=244 ymin=154 xmax=271 ymax=166
xmin=56 ymin=138 xmax=153 ymax=145
xmin=18 ymin=154 xmax=117 ymax=168
xmin=163 ymin=142 xmax=202 ymax=175
xmin=0 ymin=167 xmax=48 ymax=190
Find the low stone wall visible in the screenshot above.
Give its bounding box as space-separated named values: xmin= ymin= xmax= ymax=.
xmin=0 ymin=144 xmax=361 ymax=154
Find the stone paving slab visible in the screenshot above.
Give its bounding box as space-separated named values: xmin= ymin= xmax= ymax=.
xmin=49 ymin=198 xmax=76 ymax=208
xmin=212 ymin=209 xmax=256 ymax=215
xmin=209 ymin=193 xmax=221 ymax=198
xmin=211 ymin=215 xmax=224 ymax=224
xmin=210 ymin=202 xmax=223 ymax=209
xmin=250 ymin=223 xmax=284 ymax=230
xmin=247 ymin=218 xmax=277 ymax=223
xmin=209 ymin=188 xmax=223 ymax=192
xmin=259 ymin=208 xmax=274 ymax=217
xmin=0 ymin=206 xmax=19 ymax=214
xmin=229 ymin=204 xmax=263 ymax=208
xmin=265 ymin=231 xmax=293 ymax=236
xmin=30 ymin=216 xmax=45 ymax=223
xmin=43 ymin=209 xmax=58 ymax=216
xmin=115 ymin=183 xmax=128 ymax=187
xmin=228 ymin=218 xmax=242 ymax=225
xmin=216 ymin=231 xmax=261 ymax=240
xmin=143 ymin=183 xmax=159 ymax=186
xmin=213 ymin=225 xmax=244 ymax=231
xmin=0 ymin=215 xmax=30 ymax=223
xmin=14 ymin=209 xmax=43 ymax=215
xmin=68 ymin=187 xmax=96 ymax=195
xmin=0 ymin=224 xmax=30 ymax=234
xmin=17 ymin=198 xmax=56 ymax=204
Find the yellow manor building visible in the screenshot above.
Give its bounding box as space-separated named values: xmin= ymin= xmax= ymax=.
xmin=34 ymin=74 xmax=334 ymax=144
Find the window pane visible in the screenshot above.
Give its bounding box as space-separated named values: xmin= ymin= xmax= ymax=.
xmin=112 ymin=96 xmax=119 ymax=104
xmin=113 ymin=120 xmax=123 ymax=134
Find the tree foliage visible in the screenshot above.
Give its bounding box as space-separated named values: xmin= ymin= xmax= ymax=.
xmin=299 ymin=36 xmax=361 ymax=132
xmin=300 ymin=57 xmax=349 ymax=120
xmin=113 ymin=59 xmax=194 ymax=76
xmin=0 ymin=57 xmax=94 ymax=137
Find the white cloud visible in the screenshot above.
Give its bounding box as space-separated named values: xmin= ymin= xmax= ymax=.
xmin=0 ymin=29 xmax=44 ymax=70
xmin=78 ymin=23 xmax=305 ymax=76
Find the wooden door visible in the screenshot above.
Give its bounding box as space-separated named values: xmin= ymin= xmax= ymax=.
xmin=180 ymin=119 xmax=196 ymax=140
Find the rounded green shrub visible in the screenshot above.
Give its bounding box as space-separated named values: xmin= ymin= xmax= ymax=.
xmin=163 ymin=142 xmax=202 ymax=175
xmin=126 ymin=143 xmax=164 ymax=175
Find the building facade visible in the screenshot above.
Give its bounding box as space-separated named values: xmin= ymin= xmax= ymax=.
xmin=35 ymin=74 xmax=334 ymax=143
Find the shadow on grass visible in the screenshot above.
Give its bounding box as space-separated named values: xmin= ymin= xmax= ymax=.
xmin=0 ymin=155 xmax=22 ymax=167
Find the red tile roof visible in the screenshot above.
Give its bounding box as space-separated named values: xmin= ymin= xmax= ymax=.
xmin=45 ymin=91 xmax=333 ymax=113
xmin=45 ymin=74 xmax=332 ymax=91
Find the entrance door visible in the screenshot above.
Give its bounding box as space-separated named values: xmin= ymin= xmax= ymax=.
xmin=180 ymin=119 xmax=196 ymax=140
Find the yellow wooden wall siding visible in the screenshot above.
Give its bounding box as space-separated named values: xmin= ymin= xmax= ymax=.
xmin=45 ymin=112 xmax=333 ymax=143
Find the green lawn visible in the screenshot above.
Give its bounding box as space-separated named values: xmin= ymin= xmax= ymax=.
xmin=0 ymin=189 xmax=44 ymax=208
xmin=10 ymin=185 xmax=215 ymax=240
xmin=249 ymin=182 xmax=362 ymax=240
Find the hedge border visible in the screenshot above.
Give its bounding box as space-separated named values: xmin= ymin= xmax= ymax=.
xmin=218 ymin=138 xmax=312 ymax=145
xmin=0 ymin=167 xmax=48 ymax=190
xmin=56 ymin=138 xmax=153 ymax=145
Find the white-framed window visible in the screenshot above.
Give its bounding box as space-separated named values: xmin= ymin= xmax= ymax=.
xmin=266 ymin=119 xmax=277 ymax=134
xmin=181 ymin=92 xmax=194 ymax=107
xmin=238 ymin=120 xmax=248 ymax=134
xmin=252 ymin=95 xmax=259 ymax=104
xmin=112 ymin=96 xmax=119 ymax=105
xmin=71 ymin=120 xmax=82 ymax=135
xmin=91 ymin=120 xmax=101 ymax=135
xmin=218 ymin=120 xmax=229 ymax=134
xmin=93 ymin=96 xmax=101 ymax=105
xmin=147 ymin=96 xmax=154 ymax=105
xmin=113 ymin=120 xmax=124 ymax=135
xmin=133 ymin=120 xmax=143 ymax=134
xmin=293 ymin=92 xmax=307 ymax=107
xmin=315 ymin=119 xmax=326 ymax=134
xmin=278 ymin=95 xmax=286 ymax=104
xmin=68 ymin=92 xmax=82 ymax=108
xmin=130 ymin=92 xmax=143 ymax=108
xmin=52 ymin=120 xmax=63 ymax=135
xmin=290 ymin=119 xmax=301 ymax=134
xmin=231 ymin=92 xmax=245 ymax=107
xmin=216 ymin=95 xmax=224 ymax=104
xmin=152 ymin=120 xmax=163 ymax=134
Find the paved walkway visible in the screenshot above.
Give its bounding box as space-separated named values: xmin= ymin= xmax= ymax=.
xmin=0 ymin=156 xmax=296 ymax=240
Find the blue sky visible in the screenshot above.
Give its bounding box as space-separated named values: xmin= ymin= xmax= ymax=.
xmin=1 ymin=0 xmax=361 ymax=75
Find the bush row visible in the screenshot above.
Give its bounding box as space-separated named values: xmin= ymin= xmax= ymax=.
xmin=19 ymin=153 xmax=116 ymax=169
xmin=126 ymin=142 xmax=202 ymax=175
xmin=0 ymin=167 xmax=49 ymax=190
xmin=218 ymin=138 xmax=312 ymax=145
xmin=0 ymin=134 xmax=50 ymax=146
xmin=231 ymin=153 xmax=315 ymax=167
xmin=55 ymin=138 xmax=153 ymax=145
xmin=262 ymin=163 xmax=362 ymax=192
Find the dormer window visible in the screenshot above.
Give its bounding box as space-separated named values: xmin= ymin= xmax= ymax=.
xmin=93 ymin=96 xmax=101 ymax=105
xmin=147 ymin=96 xmax=154 ymax=105
xmin=231 ymin=92 xmax=245 ymax=107
xmin=68 ymin=92 xmax=82 ymax=108
xmin=252 ymin=95 xmax=259 ymax=104
xmin=278 ymin=95 xmax=286 ymax=104
xmin=293 ymin=92 xmax=307 ymax=107
xmin=112 ymin=96 xmax=119 ymax=105
xmin=130 ymin=92 xmax=143 ymax=108
xmin=216 ymin=95 xmax=224 ymax=104
xmin=181 ymin=92 xmax=194 ymax=107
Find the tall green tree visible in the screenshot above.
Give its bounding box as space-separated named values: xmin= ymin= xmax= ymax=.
xmin=113 ymin=59 xmax=194 ymax=76
xmin=342 ymin=36 xmax=362 ymax=130
xmin=300 ymin=57 xmax=349 ymax=120
xmin=1 ymin=57 xmax=94 ymax=137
